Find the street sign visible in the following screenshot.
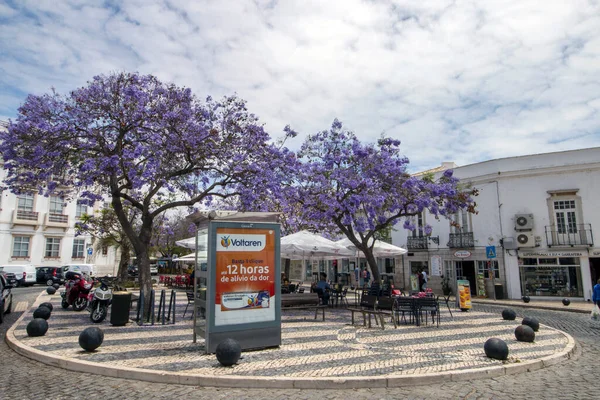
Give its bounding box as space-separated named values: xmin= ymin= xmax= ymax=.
xmin=486 ymin=246 xmax=496 ymax=259
xmin=87 ymin=248 xmax=93 ymax=256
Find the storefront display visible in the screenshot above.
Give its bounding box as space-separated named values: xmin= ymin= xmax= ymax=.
xmin=519 ymin=256 xmax=583 ymax=297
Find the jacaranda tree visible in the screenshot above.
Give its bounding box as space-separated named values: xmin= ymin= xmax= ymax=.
xmin=289 ymin=119 xmax=477 ymax=284
xmin=0 ymin=72 xmax=291 ymax=302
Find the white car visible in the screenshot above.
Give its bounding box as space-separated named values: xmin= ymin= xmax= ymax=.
xmin=0 ymin=265 xmax=36 ymax=287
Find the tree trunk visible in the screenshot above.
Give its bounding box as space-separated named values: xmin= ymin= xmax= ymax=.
xmin=364 ymin=249 xmax=380 ymax=285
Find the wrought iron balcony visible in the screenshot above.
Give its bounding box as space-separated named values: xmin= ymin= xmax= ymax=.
xmin=407 ymin=236 xmax=429 ymax=250
xmin=447 ymin=232 xmax=475 ymax=248
xmin=545 ymin=224 xmax=593 ymax=247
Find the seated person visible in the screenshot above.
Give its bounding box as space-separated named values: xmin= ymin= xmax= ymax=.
xmin=316 ymin=273 xmax=331 ymax=305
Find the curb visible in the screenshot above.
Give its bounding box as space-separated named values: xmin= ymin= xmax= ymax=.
xmin=472 ymin=300 xmax=591 ymax=314
xmin=5 ymin=292 xmax=579 ymax=389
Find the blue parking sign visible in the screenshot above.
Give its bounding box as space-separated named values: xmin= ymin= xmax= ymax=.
xmin=486 ymin=246 xmax=496 ymax=259
xmin=87 ymin=247 xmax=93 ymax=255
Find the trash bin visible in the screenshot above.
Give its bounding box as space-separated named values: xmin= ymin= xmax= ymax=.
xmin=110 ymin=291 xmax=132 ymax=326
xmin=494 ymin=284 xmax=504 ymax=300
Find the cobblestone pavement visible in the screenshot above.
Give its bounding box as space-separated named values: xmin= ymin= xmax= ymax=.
xmin=2 ymin=293 xmax=598 ymax=399
xmin=11 ymin=292 xmax=569 ymax=379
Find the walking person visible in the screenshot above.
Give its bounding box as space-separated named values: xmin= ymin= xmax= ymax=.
xmin=421 ymin=269 xmax=428 ymax=291
xmin=593 ymin=278 xmax=600 ymax=307
xmin=354 ymin=264 xmax=360 ymax=287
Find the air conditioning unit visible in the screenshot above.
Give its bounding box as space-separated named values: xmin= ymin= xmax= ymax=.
xmin=516 ymin=232 xmax=535 ymax=248
xmin=515 ymin=214 xmax=534 ymax=231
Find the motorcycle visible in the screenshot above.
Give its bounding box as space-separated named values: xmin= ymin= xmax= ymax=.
xmin=60 ymin=271 xmax=93 ymax=311
xmin=87 ymin=278 xmax=113 ymax=323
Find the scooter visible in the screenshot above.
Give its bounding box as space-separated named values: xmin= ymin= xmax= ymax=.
xmin=61 ymin=271 xmax=93 ymax=311
xmin=87 ymin=278 xmax=113 ymax=323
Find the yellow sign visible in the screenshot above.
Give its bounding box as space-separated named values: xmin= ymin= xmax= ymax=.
xmin=457 ymin=279 xmax=472 ymax=310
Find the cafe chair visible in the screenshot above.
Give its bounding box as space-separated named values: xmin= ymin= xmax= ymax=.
xmin=183 ymin=291 xmax=194 ymax=319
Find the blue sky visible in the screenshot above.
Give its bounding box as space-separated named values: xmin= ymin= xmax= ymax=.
xmin=1 ymin=0 xmax=599 ymax=171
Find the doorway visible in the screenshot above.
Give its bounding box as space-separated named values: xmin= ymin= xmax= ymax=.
xmin=590 ymin=258 xmax=600 ymax=286
xmin=456 ymin=260 xmax=476 ymax=294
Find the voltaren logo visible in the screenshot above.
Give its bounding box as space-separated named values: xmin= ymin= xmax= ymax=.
xmin=217 ymin=234 xmax=266 ymax=252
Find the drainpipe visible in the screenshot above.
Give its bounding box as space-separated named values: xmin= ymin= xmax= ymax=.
xmin=493 ymin=180 xmax=506 ymax=300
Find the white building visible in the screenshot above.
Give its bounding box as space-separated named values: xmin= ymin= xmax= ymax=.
xmin=0 ymin=122 xmax=120 ymax=275
xmin=392 ymin=147 xmax=600 ymax=301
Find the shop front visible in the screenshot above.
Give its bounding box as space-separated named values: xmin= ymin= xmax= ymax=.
xmin=518 ymin=250 xmax=585 ymax=298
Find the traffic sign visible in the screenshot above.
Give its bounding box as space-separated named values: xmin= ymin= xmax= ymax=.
xmin=87 ymin=247 xmax=93 ymax=256
xmin=486 ymin=246 xmax=496 ymax=259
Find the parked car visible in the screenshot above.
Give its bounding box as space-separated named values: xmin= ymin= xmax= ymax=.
xmin=0 ymin=265 xmax=36 ymax=287
xmin=1 ymin=273 xmax=14 ymax=323
xmin=36 ymin=266 xmax=65 ymax=286
xmin=2 ymin=272 xmax=17 ymax=288
xmin=127 ymin=265 xmax=138 ymax=277
xmin=150 ymin=264 xmax=158 ymax=275
xmin=62 ymin=264 xmax=96 ymax=278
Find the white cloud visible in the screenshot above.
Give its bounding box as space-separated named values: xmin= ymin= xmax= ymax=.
xmin=0 ymin=0 xmax=599 ymax=171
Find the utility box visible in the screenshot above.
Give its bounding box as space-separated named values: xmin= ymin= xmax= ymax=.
xmin=110 ymin=291 xmax=131 ymax=326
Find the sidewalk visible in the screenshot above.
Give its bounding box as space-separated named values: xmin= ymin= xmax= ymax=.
xmin=5 ymin=289 xmax=577 ymax=389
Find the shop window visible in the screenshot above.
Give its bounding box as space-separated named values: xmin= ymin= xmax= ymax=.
xmin=477 ymin=260 xmax=500 ymax=279
xmin=519 ymin=257 xmax=582 ymax=297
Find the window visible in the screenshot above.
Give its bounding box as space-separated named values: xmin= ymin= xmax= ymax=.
xmin=451 ymin=210 xmax=470 ymax=233
xmin=519 ymin=257 xmax=582 ymax=297
xmin=72 ymin=239 xmax=85 ymax=258
xmin=554 ymin=200 xmax=577 ymax=234
xmin=49 ymin=196 xmax=64 ymax=214
xmin=45 ymin=237 xmax=61 ymax=257
xmin=17 ymin=193 xmax=34 ymax=211
xmin=411 ymin=212 xmax=425 ymax=237
xmin=76 ymin=200 xmax=88 ymax=218
xmin=12 ymin=236 xmax=30 ymax=257
xmin=477 ymin=260 xmax=500 ymax=279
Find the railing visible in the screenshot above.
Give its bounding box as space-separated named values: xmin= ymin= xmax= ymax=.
xmin=48 ymin=213 xmax=68 ymax=223
xmin=545 ymin=224 xmax=593 ymax=247
xmin=447 ymin=232 xmax=475 ymax=248
xmin=407 ymin=236 xmax=428 ymax=250
xmin=16 ymin=210 xmax=38 ymax=221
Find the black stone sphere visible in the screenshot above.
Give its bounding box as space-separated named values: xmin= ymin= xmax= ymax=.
xmin=39 ymin=302 xmax=54 ymax=311
xmin=562 ymin=298 xmax=571 ymax=306
xmin=522 ymin=316 xmax=540 ymax=332
xmin=522 ymin=295 xmax=530 ymax=303
xmin=515 ymin=325 xmax=536 ymax=342
xmin=215 ymin=338 xmax=242 ymax=367
xmin=26 ymin=318 xmax=49 ymax=337
xmin=52 ymin=283 xmax=60 ymax=289
xmin=484 ymin=338 xmax=509 ymax=360
xmin=33 ymin=306 xmax=51 ymax=320
xmin=79 ymin=327 xmax=104 ymax=352
xmin=46 ymin=287 xmax=56 ymax=295
xmin=502 ymin=309 xmax=517 ymax=320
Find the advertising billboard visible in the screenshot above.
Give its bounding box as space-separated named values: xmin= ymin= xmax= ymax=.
xmin=214 ymin=227 xmax=276 ymax=326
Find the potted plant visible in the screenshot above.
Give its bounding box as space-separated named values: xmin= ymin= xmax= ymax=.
xmin=441 ymin=275 xmax=452 ymax=296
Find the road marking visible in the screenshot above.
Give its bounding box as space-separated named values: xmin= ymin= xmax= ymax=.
xmin=14 ymin=301 xmax=28 ymax=312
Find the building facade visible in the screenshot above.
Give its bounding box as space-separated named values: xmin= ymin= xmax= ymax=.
xmin=0 ymin=122 xmax=119 ymax=274
xmin=392 ymin=147 xmax=600 ymax=301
